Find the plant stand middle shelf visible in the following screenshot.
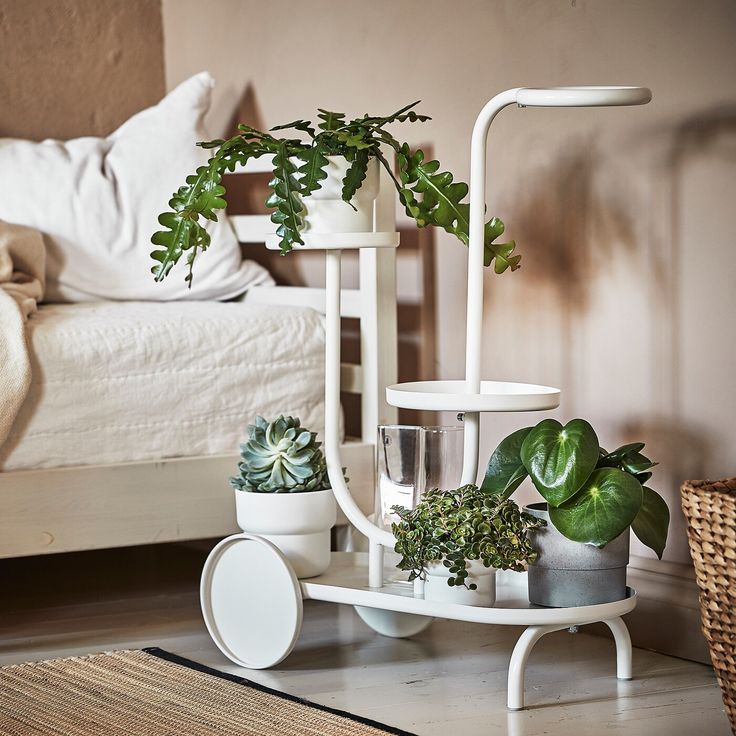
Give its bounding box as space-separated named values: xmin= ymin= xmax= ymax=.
xmin=201 ymin=539 xmax=636 ymax=711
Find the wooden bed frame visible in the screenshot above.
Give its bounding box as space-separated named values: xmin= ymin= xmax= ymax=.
xmin=0 ymin=157 xmax=399 ymax=558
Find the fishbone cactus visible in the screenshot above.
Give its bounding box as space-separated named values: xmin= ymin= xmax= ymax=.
xmin=151 ymin=101 xmax=520 ymax=285
xmin=230 ymin=415 xmax=331 ymax=493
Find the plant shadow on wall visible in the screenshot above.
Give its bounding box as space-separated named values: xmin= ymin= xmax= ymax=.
xmin=507 ymin=112 xmax=736 ymax=562
xmin=508 ymin=138 xmax=638 ymax=311
xmin=625 ymin=105 xmax=736 ymax=561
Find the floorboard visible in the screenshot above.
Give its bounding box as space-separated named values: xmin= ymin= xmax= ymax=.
xmin=0 ymin=543 xmax=730 ymax=735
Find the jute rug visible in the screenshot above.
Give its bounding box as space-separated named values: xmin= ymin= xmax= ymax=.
xmin=0 ymin=648 xmax=416 ymax=736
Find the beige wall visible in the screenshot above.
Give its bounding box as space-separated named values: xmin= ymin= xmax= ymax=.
xmin=0 ymin=0 xmax=164 ymax=140
xmin=162 ymin=0 xmax=736 ymax=568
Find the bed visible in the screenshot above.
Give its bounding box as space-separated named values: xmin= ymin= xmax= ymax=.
xmin=0 ymin=157 xmax=399 ymax=558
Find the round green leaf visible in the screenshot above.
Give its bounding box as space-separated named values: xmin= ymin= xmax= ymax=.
xmin=521 ymin=418 xmax=599 ymax=507
xmin=632 ymin=486 xmax=670 ymax=559
xmin=621 ymin=451 xmax=657 ymax=475
xmin=596 ymin=442 xmax=645 ymax=468
xmin=481 ymin=426 xmax=532 ymax=498
xmin=549 ymin=468 xmax=644 ymax=547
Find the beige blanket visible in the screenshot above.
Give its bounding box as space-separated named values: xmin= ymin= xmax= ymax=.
xmin=0 ymin=221 xmax=45 ymax=448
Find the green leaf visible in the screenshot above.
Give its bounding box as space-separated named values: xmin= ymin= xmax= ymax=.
xmin=621 ymin=451 xmax=657 ymax=475
xmin=341 ymin=149 xmax=370 ymax=203
xmin=150 ymin=157 xmax=227 ymax=284
xmin=396 ymin=144 xmax=520 ymax=273
xmin=317 ymin=109 xmax=346 ymax=132
xmin=632 ymin=486 xmax=669 ymax=559
xmin=271 ymin=119 xmax=316 ymax=138
xmin=521 ymin=418 xmax=599 ymax=507
xmin=296 ymin=141 xmax=329 ymax=197
xmin=481 ymin=427 xmax=532 ymax=498
xmin=549 ymin=468 xmax=644 ymax=547
xmin=336 ymin=127 xmax=373 ymax=151
xmin=358 ymin=100 xmax=430 ymax=127
xmin=597 ymin=442 xmax=645 ymax=467
xmin=265 ymin=141 xmax=305 ymax=255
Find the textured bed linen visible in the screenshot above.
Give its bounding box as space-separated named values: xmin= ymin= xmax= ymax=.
xmin=0 ymin=301 xmax=326 ymax=471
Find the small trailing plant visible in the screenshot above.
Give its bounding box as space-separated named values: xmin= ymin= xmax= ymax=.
xmin=391 ymin=484 xmax=545 ymax=589
xmin=230 ymin=415 xmax=333 ymax=493
xmin=482 ymin=418 xmax=670 ymax=557
xmin=151 ymin=101 xmax=520 ymax=285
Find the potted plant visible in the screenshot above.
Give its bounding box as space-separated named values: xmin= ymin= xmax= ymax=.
xmin=230 ymin=415 xmax=338 ymax=578
xmin=149 ymin=102 xmax=521 ymax=284
xmin=483 ymin=418 xmax=670 ymax=607
xmin=391 ymin=484 xmax=544 ymax=607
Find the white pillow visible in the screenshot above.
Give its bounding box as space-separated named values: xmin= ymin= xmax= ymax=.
xmin=0 ymin=72 xmax=272 ymax=302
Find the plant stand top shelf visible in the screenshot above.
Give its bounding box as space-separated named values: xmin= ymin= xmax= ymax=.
xmin=386 ymin=379 xmax=560 ymax=413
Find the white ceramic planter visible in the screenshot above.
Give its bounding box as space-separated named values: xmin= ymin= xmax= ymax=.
xmin=295 ymin=155 xmax=379 ymax=234
xmin=423 ymin=559 xmax=497 ymax=607
xmin=235 ymin=488 xmax=336 ymax=578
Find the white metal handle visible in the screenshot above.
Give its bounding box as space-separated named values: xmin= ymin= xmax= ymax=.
xmin=462 ymin=88 xmax=522 ymax=484
xmin=460 ymin=85 xmax=652 ymax=485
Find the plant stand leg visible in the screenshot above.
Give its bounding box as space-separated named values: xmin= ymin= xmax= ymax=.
xmin=507 ymin=623 xmax=569 ymax=710
xmin=603 ymin=616 xmax=633 ymax=680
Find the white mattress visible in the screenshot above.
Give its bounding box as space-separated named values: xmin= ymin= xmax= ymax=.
xmin=0 ymin=300 xmax=327 ymax=471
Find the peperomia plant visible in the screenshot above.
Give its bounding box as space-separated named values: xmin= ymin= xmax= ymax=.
xmin=150 ymin=101 xmax=520 ymax=285
xmin=482 ymin=419 xmax=670 ymax=558
xmin=391 ymin=484 xmax=544 ymax=589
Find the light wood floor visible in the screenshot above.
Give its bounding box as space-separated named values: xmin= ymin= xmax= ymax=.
xmin=0 ymin=543 xmax=730 ymax=736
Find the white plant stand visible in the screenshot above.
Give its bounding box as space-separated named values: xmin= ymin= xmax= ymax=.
xmin=201 ymin=86 xmax=652 ymax=712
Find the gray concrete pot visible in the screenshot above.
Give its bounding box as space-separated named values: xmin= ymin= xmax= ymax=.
xmin=524 ymin=502 xmax=629 ymax=607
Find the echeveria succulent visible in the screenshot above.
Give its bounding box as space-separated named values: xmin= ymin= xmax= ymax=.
xmin=230 ymin=415 xmax=329 ymax=493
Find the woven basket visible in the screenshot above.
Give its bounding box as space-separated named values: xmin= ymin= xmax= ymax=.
xmin=681 ymin=478 xmax=736 ymax=733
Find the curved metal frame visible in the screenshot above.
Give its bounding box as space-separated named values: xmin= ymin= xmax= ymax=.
xmin=507 ymin=616 xmax=633 ymax=710
xmin=323 ymin=86 xmax=653 ymax=589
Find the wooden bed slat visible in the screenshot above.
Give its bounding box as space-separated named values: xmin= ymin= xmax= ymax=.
xmin=231 ymin=214 xmax=273 ymax=243
xmin=246 ymin=284 xmax=362 ymax=318
xmin=0 ymin=442 xmax=374 ymax=559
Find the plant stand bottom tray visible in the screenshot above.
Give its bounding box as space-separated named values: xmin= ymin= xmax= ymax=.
xmin=201 ymin=536 xmax=636 ymax=711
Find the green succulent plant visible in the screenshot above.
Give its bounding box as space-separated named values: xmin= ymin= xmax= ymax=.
xmin=391 ymin=484 xmax=545 ymax=589
xmin=230 ymin=415 xmax=330 ymax=493
xmin=151 ymin=101 xmax=520 ymax=285
xmin=482 ymin=418 xmax=670 ymax=558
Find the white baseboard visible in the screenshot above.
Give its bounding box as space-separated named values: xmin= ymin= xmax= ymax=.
xmin=617 ymin=555 xmax=710 ymax=664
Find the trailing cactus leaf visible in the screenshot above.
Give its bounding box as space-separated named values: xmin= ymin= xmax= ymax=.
xmin=317 ymin=109 xmax=346 ymax=132
xmin=150 ymin=157 xmax=227 ymax=282
xmin=341 ymin=149 xmax=370 ymax=204
xmin=297 ymin=141 xmax=329 ymax=197
xmin=265 ymin=142 xmax=305 ymax=254
xmin=152 ymin=101 xmax=520 ymax=285
xmin=397 ymin=144 xmax=521 ymax=272
xmin=360 ymin=101 xmax=431 ymax=127
xmin=271 ymin=119 xmax=317 ymax=138
xmin=487 ymin=240 xmax=521 ymax=273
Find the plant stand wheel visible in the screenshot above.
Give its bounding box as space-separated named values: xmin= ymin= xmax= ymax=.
xmin=200 ymin=533 xmax=303 ymax=669
xmin=353 ymin=606 xmax=433 ymax=638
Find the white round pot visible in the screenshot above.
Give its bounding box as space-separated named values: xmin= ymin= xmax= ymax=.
xmin=423 ymin=559 xmax=497 ymax=607
xmin=234 ymin=488 xmax=336 ymax=579
xmin=295 ymin=155 xmax=379 ymax=234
